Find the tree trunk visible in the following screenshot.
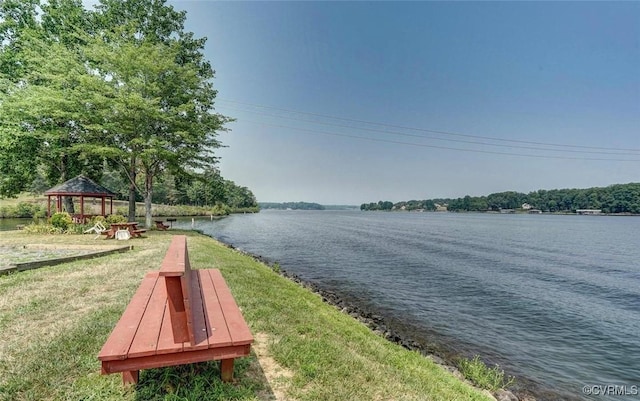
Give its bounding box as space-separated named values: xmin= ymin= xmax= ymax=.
xmin=63 ymin=196 xmax=74 ymax=214
xmin=144 ymin=172 xmax=153 ymax=228
xmin=128 ymin=159 xmax=137 ymax=222
xmin=60 ymin=156 xmax=75 ymax=214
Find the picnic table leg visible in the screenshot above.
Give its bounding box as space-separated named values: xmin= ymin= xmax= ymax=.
xmin=220 ymin=359 xmax=234 ymax=382
xmin=122 ymin=370 xmax=139 ymax=385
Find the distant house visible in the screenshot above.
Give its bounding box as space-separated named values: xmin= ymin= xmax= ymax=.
xmin=434 ymin=203 xmax=448 ymax=212
xmin=521 ymin=203 xmax=532 ymax=210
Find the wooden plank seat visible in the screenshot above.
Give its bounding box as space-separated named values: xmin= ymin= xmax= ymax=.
xmin=131 ymin=229 xmax=147 ymax=237
xmin=98 ymin=235 xmax=253 ymax=384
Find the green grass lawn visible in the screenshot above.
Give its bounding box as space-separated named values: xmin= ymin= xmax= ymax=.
xmin=0 ymin=193 xmax=45 ymax=206
xmin=0 ymin=230 xmax=494 ymax=401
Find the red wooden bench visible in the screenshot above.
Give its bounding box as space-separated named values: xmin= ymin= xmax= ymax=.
xmin=98 ymin=235 xmax=253 ymax=384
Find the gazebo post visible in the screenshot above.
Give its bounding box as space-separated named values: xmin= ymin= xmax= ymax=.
xmin=80 ymin=196 xmax=85 ymax=222
xmin=47 ymin=195 xmax=51 ymax=218
xmin=101 ymin=197 xmax=106 ymax=217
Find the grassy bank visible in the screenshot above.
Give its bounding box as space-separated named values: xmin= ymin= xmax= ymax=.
xmin=0 ymin=230 xmax=493 ymax=401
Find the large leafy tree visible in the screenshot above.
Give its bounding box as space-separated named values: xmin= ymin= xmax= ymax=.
xmin=0 ymin=0 xmax=101 ymax=202
xmin=0 ymin=0 xmax=40 ymax=197
xmin=85 ymin=0 xmax=231 ymax=226
xmin=85 ymin=33 xmax=230 ymax=225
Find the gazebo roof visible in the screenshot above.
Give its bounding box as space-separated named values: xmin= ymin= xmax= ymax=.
xmin=45 ymin=175 xmax=116 ymax=197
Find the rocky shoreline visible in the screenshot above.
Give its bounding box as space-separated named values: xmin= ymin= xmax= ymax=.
xmin=280 ymin=268 xmax=541 ymax=401
xmin=214 ymin=238 xmax=544 ymax=401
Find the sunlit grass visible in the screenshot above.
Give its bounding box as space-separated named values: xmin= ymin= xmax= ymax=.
xmin=458 ymin=355 xmax=516 ymax=392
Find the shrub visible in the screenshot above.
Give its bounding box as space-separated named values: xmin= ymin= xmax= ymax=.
xmin=211 ymin=204 xmax=231 ymax=216
xmin=231 ymin=206 xmax=259 ymax=214
xmin=0 ymin=204 xmax=18 ymax=218
xmin=22 ymin=223 xmax=60 ymax=234
xmin=106 ymin=214 xmax=127 ymax=224
xmin=457 ymin=355 xmax=515 ymax=392
xmin=0 ymin=202 xmax=47 ymax=218
xmin=14 ymin=202 xmax=36 ymax=218
xmin=90 ymin=215 xmax=106 ymax=225
xmin=50 ymin=212 xmax=72 ymax=231
xmin=272 ymin=262 xmax=281 ymax=274
xmin=66 ymin=224 xmax=89 ymax=234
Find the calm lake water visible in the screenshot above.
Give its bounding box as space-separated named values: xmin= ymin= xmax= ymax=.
xmin=70 ymin=211 xmax=640 ymax=400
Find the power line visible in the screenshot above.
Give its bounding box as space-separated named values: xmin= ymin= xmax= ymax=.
xmin=217 ymin=98 xmax=640 ymax=153
xmin=219 ymin=103 xmax=640 ymax=157
xmin=240 ymin=119 xmax=640 ymax=162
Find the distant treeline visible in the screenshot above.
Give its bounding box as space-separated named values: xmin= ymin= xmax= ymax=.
xmin=259 ymin=202 xmax=325 ymax=210
xmin=361 ymin=183 xmax=640 ymax=214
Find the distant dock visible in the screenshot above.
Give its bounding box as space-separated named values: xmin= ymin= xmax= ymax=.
xmin=575 ymin=209 xmax=602 ymax=215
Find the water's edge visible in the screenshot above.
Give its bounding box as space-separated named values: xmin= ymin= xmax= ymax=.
xmin=207 ymin=232 xmax=552 ymax=401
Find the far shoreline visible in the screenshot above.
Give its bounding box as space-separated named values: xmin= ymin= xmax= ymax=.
xmin=360 ymin=209 xmax=640 ymax=217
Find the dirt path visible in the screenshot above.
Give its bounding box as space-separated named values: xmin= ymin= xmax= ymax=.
xmin=250 ymin=333 xmax=295 ymax=401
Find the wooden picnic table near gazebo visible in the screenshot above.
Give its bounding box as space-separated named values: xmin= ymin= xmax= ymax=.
xmin=45 ymin=175 xmax=116 ymax=224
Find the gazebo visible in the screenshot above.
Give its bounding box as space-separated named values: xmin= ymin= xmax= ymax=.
xmin=45 ymin=175 xmax=116 ymax=223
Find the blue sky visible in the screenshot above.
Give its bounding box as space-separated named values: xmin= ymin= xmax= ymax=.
xmin=98 ymin=1 xmax=640 ymax=204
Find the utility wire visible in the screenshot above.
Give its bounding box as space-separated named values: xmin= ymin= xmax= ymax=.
xmin=219 ymin=103 xmax=640 ymax=157
xmin=218 ymin=98 xmax=640 ymax=153
xmin=240 ymin=119 xmax=640 ymax=162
